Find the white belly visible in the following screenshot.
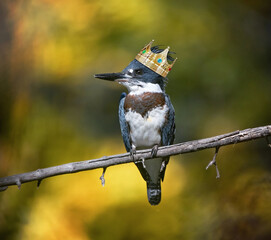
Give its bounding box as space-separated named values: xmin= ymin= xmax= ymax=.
xmin=125 ymin=105 xmax=168 ymax=148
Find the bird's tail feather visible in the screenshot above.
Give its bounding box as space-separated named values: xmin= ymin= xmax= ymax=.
xmin=147 ymin=181 xmax=161 ymax=205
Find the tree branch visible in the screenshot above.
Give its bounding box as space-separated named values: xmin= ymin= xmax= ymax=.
xmin=0 ymin=125 xmax=270 ymax=191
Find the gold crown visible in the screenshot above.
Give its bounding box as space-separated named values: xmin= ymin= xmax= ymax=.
xmin=135 ymin=40 xmax=177 ymax=77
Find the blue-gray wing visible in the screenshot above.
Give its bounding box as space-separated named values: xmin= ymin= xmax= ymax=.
xmin=118 ymin=92 xmax=131 ymax=152
xmin=160 ymin=94 xmax=175 ymax=181
xmin=162 ymin=94 xmax=175 ymax=146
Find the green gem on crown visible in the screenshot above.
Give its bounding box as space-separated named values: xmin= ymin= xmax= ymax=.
xmin=142 ymin=50 xmax=146 ymax=54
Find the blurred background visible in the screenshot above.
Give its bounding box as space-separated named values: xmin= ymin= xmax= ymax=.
xmin=0 ymin=0 xmax=271 ymax=239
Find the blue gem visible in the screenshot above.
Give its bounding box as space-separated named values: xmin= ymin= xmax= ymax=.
xmin=157 ymin=58 xmax=162 ymax=64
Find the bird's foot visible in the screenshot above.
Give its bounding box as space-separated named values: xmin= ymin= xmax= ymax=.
xmin=130 ymin=145 xmax=136 ymax=160
xmin=151 ymin=144 xmax=159 ymax=158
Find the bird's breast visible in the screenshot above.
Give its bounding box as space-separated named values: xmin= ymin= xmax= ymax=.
xmin=124 ymin=92 xmax=166 ymax=117
xmin=124 ymin=92 xmax=168 ymax=148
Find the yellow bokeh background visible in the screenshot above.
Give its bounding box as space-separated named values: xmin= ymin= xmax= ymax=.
xmin=0 ymin=0 xmax=271 ymax=239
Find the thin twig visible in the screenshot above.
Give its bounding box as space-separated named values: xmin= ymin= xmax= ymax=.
xmin=206 ymin=147 xmax=220 ymax=179
xmin=0 ymin=125 xmax=270 ymax=191
xmin=266 ymin=136 xmax=271 ymax=148
xmin=100 ymin=167 xmax=107 ymax=187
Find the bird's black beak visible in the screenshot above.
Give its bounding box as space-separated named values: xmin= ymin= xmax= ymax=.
xmin=94 ymin=72 xmax=129 ymax=82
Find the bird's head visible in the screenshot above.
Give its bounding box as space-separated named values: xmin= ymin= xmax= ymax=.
xmin=94 ymin=43 xmax=176 ymax=93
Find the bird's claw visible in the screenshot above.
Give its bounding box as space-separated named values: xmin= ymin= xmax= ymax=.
xmin=130 ymin=149 xmax=136 ymax=160
xmin=130 ymin=145 xmax=136 ymax=160
xmin=151 ymin=145 xmax=159 ymax=158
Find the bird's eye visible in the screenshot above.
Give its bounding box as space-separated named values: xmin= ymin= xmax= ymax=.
xmin=135 ymin=69 xmax=143 ymax=75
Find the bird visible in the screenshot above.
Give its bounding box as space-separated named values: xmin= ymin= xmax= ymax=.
xmin=94 ymin=40 xmax=176 ymax=205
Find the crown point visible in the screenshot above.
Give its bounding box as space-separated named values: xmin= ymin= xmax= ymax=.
xmin=172 ymin=57 xmax=177 ymax=64
xmin=160 ymin=47 xmax=170 ymax=59
xmin=149 ymin=40 xmax=155 ymax=46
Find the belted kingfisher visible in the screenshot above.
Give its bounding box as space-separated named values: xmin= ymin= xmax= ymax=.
xmin=95 ymin=40 xmax=176 ymax=205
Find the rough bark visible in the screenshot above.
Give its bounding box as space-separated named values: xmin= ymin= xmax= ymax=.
xmin=0 ymin=125 xmax=270 ymax=191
